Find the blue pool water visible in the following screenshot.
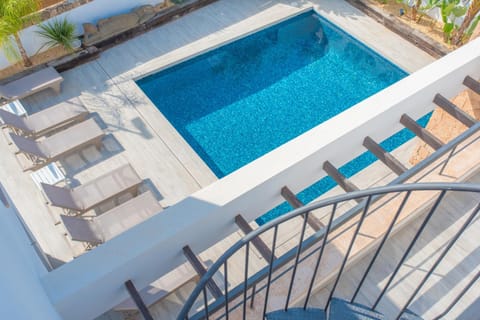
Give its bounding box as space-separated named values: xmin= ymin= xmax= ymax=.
xmin=138 ymin=11 xmax=424 ymax=224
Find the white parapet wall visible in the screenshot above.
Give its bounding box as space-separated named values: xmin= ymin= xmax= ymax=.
xmin=0 ymin=0 xmax=165 ymax=69
xmin=0 ymin=184 xmax=61 ymax=320
xmin=36 ymin=38 xmax=480 ymax=320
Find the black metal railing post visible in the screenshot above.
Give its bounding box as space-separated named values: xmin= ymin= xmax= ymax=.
xmin=433 ymin=270 xmax=480 ymax=320
xmin=326 ymin=196 xmax=372 ymax=309
xmin=351 ymin=191 xmax=411 ymax=303
xmin=242 ymin=242 xmax=250 ymax=320
xmin=284 ymin=211 xmax=310 ymax=310
xmin=372 ymin=190 xmax=447 ymax=310
xmin=396 ymin=202 xmax=480 ymax=319
xmin=262 ymin=225 xmax=278 ymax=318
xmin=223 ymin=260 xmax=229 ymax=320
xmin=125 ymin=280 xmax=154 ymax=320
xmin=303 ymin=203 xmax=337 ymax=309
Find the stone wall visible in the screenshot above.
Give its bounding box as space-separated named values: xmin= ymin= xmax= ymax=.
xmin=39 ymin=0 xmax=94 ymax=21
xmin=0 ymin=0 xmax=166 ymax=69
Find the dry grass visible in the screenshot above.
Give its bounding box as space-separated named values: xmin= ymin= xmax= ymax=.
xmin=40 ymin=0 xmax=64 ymax=9
xmin=0 ymin=46 xmax=71 ymax=81
xmin=410 ymin=90 xmax=480 ymax=165
xmin=372 ymin=0 xmax=455 ymax=50
xmin=368 ymin=2 xmax=479 ymax=165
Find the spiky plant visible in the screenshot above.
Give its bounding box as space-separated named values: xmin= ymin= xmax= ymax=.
xmin=0 ymin=0 xmax=40 ymax=67
xmin=36 ymin=17 xmax=77 ymax=52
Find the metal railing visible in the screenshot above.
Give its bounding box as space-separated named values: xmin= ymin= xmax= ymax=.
xmin=177 ymin=183 xmax=480 ymax=319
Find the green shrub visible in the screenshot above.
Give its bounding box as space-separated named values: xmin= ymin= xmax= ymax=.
xmin=37 ymin=17 xmax=77 ymax=52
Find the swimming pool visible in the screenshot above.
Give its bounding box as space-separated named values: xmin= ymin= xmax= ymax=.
xmin=138 ymin=11 xmax=420 ymax=223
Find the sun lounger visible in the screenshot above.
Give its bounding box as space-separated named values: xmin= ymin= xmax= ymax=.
xmin=60 ymin=191 xmax=162 ymax=245
xmin=0 ymin=99 xmax=88 ymax=138
xmin=0 ymin=100 xmax=27 ymax=144
xmin=42 ymin=163 xmax=142 ymax=214
xmin=10 ymin=118 xmax=104 ymax=171
xmin=0 ymin=67 xmax=63 ymax=103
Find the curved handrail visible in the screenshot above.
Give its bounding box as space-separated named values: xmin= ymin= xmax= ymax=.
xmin=177 ymin=182 xmax=480 ymax=319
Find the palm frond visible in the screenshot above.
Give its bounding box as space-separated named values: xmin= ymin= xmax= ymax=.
xmin=0 ymin=19 xmax=20 ymax=62
xmin=0 ymin=0 xmax=40 ymax=65
xmin=3 ymin=0 xmax=40 ymax=20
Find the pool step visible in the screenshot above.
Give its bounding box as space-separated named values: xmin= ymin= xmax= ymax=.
xmin=463 ymin=75 xmax=480 ymax=95
xmin=400 ymin=114 xmax=444 ymax=150
xmin=235 ymin=214 xmax=276 ymax=261
xmin=281 ymin=186 xmax=324 ymax=230
xmin=183 ymin=245 xmax=223 ymax=298
xmin=363 ymin=136 xmax=407 ymax=175
xmin=433 ymin=93 xmax=477 ymax=127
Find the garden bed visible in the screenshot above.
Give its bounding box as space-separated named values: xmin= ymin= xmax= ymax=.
xmin=0 ymin=0 xmax=218 ymax=82
xmin=0 ymin=46 xmax=70 ymax=81
xmin=346 ymin=0 xmax=452 ymax=58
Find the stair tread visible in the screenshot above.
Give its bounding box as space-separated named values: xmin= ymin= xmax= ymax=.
xmin=328 ymin=298 xmax=424 ymax=320
xmin=399 ymin=309 xmax=423 ymax=320
xmin=266 ymin=308 xmax=326 ymax=320
xmin=329 ymin=298 xmax=384 ymax=320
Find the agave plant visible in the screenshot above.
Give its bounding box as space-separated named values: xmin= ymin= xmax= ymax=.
xmin=36 ymin=17 xmax=78 ymax=52
xmin=0 ymin=0 xmax=40 ymax=67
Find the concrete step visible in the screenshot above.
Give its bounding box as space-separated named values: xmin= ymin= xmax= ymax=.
xmin=266 ymin=308 xmax=326 ymax=320
xmin=328 ymin=298 xmax=423 ymax=320
xmin=329 ymin=298 xmax=384 ymax=320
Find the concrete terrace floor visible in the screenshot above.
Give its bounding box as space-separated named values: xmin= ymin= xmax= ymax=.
xmin=0 ymin=0 xmax=435 ymax=265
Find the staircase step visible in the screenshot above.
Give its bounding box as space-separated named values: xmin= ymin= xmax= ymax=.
xmin=328 ymin=299 xmax=424 ymax=320
xmin=328 ymin=298 xmax=384 ymax=320
xmin=266 ymin=308 xmax=326 ymax=320
xmin=399 ymin=309 xmax=423 ymax=320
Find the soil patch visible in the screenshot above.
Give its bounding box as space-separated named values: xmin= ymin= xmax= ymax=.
xmin=371 ymin=0 xmax=455 ymax=50
xmin=0 ymin=46 xmax=71 ymax=81
xmin=40 ymin=0 xmax=64 ymax=9
xmin=410 ymin=90 xmax=480 ymax=165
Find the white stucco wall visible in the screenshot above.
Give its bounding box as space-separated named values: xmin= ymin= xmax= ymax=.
xmin=0 ymin=184 xmax=61 ymax=320
xmin=0 ymin=0 xmax=165 ymax=69
xmin=39 ymin=38 xmax=480 ymax=320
